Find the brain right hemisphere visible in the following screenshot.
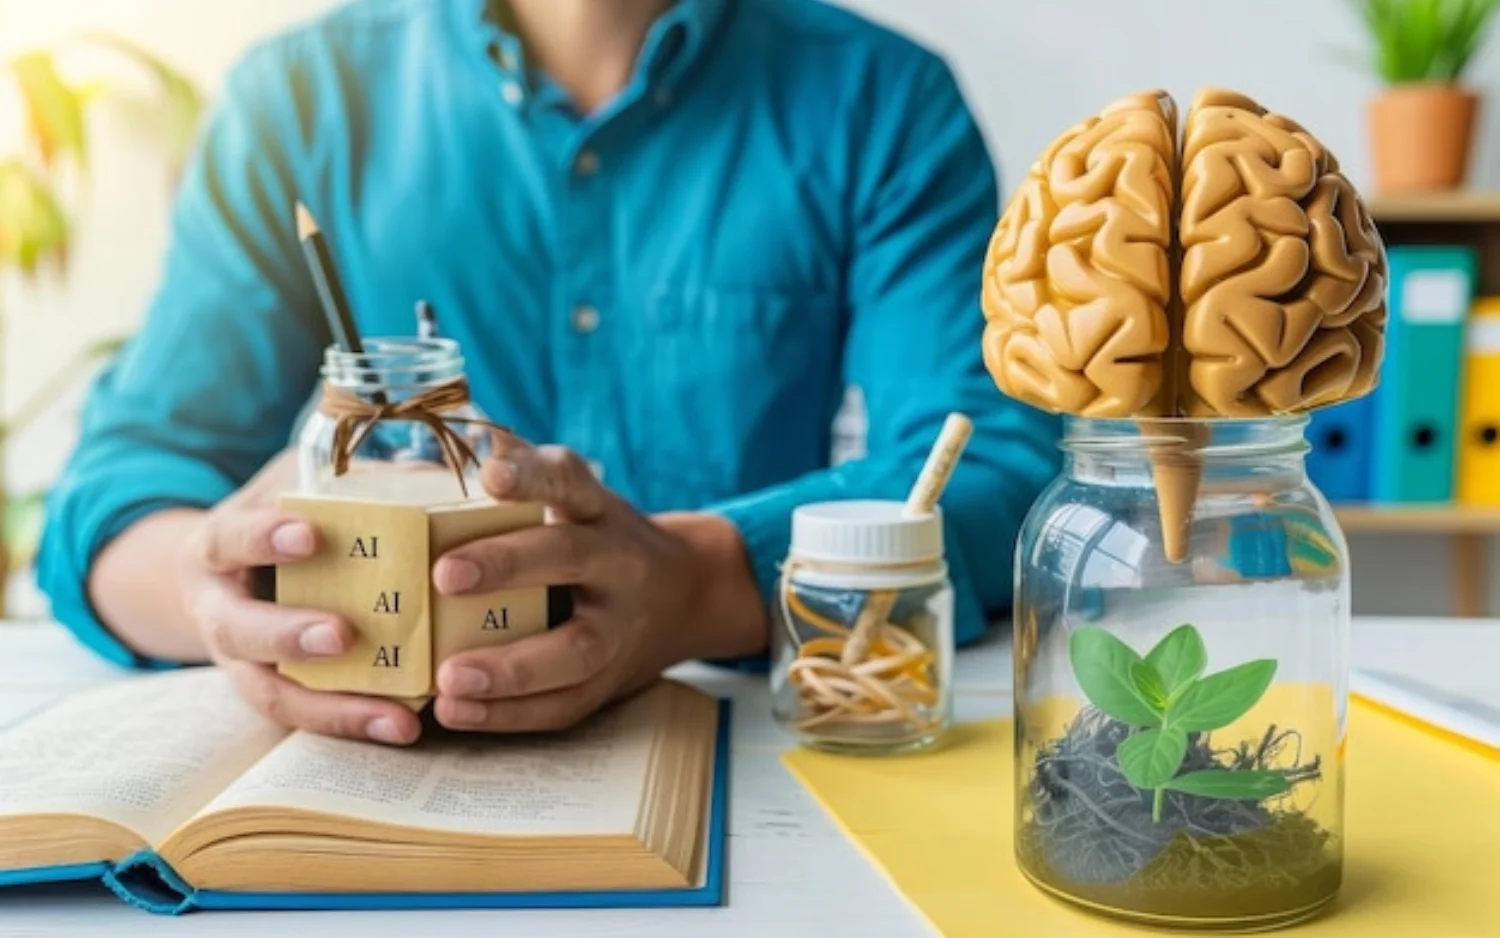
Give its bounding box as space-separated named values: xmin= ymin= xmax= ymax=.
xmin=1178 ymin=90 xmax=1387 ymax=416
xmin=981 ymin=88 xmax=1388 ymax=420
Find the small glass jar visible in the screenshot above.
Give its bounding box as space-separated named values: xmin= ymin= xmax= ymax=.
xmin=1012 ymin=417 xmax=1348 ymax=931
xmin=771 ymin=500 xmax=955 ymax=754
xmin=295 ymin=337 xmax=496 ymax=504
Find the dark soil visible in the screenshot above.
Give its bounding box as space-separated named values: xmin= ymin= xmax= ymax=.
xmin=1017 ymin=706 xmax=1327 ymax=886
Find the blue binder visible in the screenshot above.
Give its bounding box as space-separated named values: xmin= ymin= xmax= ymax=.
xmin=1306 ymin=397 xmax=1375 ymax=503
xmin=0 ymin=701 xmax=732 ymax=915
xmin=1371 ymin=245 xmax=1478 ymax=504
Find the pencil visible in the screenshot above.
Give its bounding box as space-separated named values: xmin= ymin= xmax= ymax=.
xmin=295 ymin=202 xmax=364 ymax=355
xmin=295 ymin=202 xmax=385 ymax=404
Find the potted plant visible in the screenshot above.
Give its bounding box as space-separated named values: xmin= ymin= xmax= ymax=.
xmin=1 ymin=29 xmax=202 ymax=615
xmin=1347 ymin=0 xmax=1500 ymax=193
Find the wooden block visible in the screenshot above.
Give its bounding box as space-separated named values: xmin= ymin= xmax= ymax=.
xmin=276 ymin=495 xmax=434 ymax=698
xmin=429 ymin=501 xmax=549 ymax=662
xmin=272 ymin=491 xmax=547 ymax=700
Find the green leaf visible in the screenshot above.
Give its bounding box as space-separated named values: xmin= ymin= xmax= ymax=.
xmin=0 ymin=159 xmax=70 ymax=277
xmin=7 ymin=51 xmax=89 ymax=170
xmin=1162 ymin=769 xmax=1291 ymax=801
xmin=1068 ymin=627 xmax=1161 ymax=727
xmin=1144 ymin=624 xmax=1207 ymax=695
xmin=1116 ymin=727 xmax=1188 ymax=790
xmin=1129 ymin=660 xmax=1169 ymax=711
xmin=1168 ymin=659 xmax=1278 ymax=733
xmin=1344 ymin=0 xmax=1500 ymax=82
xmin=2 ymin=490 xmax=47 ymax=572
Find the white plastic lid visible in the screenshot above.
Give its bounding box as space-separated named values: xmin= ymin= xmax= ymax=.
xmin=788 ymin=499 xmax=943 ymax=566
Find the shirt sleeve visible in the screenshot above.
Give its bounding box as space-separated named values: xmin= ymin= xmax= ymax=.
xmin=35 ymin=43 xmax=329 ymax=668
xmin=706 ymin=52 xmax=1062 ymax=652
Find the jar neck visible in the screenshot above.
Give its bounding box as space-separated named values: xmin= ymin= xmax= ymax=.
xmin=322 ymin=337 xmax=465 ymax=400
xmin=1062 ymin=416 xmax=1310 ymax=490
xmin=785 ymin=554 xmax=948 ymax=591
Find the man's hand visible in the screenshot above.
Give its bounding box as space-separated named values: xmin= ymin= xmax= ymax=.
xmin=429 ymin=437 xmax=768 ymax=733
xmin=179 ymin=451 xmax=424 ymax=745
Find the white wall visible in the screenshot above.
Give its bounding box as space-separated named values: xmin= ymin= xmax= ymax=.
xmin=0 ymin=0 xmax=1494 ymax=618
xmin=847 ymin=0 xmax=1500 ymax=199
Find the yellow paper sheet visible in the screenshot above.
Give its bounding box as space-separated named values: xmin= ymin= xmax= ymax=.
xmin=783 ymin=700 xmax=1500 ymax=937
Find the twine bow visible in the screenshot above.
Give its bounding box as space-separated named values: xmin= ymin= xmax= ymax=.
xmin=317 ymin=377 xmax=505 ymax=497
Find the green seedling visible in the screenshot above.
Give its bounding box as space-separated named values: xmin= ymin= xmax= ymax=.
xmin=1068 ymin=624 xmax=1290 ymax=822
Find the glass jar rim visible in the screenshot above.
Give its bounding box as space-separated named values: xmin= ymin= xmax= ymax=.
xmin=321 ymin=337 xmax=465 ymax=388
xmin=1061 ymin=414 xmax=1311 ymax=459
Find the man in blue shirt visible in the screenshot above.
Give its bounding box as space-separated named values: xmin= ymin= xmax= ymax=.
xmin=36 ymin=0 xmax=1058 ymax=745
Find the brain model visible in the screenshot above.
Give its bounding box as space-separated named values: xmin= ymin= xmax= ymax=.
xmin=981 ymin=88 xmax=1387 ymax=420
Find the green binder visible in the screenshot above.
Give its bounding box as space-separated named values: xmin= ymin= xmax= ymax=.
xmin=1372 ymin=245 xmax=1478 ymax=504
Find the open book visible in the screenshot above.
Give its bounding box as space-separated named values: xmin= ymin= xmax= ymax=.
xmin=0 ymin=668 xmax=728 ymax=914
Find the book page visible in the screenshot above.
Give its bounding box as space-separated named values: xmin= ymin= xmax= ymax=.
xmin=200 ymin=684 xmax=670 ymax=838
xmin=0 ymin=669 xmax=286 ymax=843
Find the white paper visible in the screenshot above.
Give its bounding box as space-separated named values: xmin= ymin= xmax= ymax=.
xmin=202 ymin=687 xmax=666 ymax=838
xmin=1351 ymin=668 xmax=1500 ymax=751
xmin=0 ymin=669 xmax=285 ymax=843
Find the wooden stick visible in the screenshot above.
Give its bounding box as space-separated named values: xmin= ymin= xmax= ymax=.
xmin=902 ymin=413 xmax=975 ymax=517
xmin=840 ymin=413 xmax=973 ymax=666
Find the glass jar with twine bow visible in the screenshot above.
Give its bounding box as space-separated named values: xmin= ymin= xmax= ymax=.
xmin=295 ymin=337 xmax=507 ymax=505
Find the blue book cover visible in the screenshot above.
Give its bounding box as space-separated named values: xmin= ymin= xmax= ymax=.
xmin=1307 ymin=397 xmax=1375 ymax=503
xmin=0 ymin=694 xmax=731 ymax=916
xmin=1371 ymin=245 xmax=1478 ymax=503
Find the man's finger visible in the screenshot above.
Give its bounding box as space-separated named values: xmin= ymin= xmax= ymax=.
xmin=482 ymin=443 xmax=609 ymax=523
xmin=194 ymin=507 xmax=320 ymax=573
xmin=435 ymin=619 xmax=619 ymax=699
xmin=433 ymin=524 xmax=610 ymax=595
xmin=197 ymin=579 xmax=356 ymax=663
xmin=433 ymin=678 xmax=612 ymax=734
xmin=222 ymin=661 xmax=423 ymax=745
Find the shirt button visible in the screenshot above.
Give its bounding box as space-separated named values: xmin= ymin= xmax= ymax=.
xmin=574 ymin=150 xmax=600 ymax=176
xmin=572 ymin=304 xmax=600 ymax=334
xmin=501 ymin=81 xmax=524 ymax=106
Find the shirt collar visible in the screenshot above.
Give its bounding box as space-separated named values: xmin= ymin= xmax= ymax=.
xmin=453 ymin=0 xmax=731 ymax=94
xmin=637 ymin=0 xmax=730 ymax=84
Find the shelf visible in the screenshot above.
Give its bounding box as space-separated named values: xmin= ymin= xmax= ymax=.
xmin=1366 ymin=191 xmax=1500 ymax=224
xmin=1332 ymin=505 xmax=1500 ymax=534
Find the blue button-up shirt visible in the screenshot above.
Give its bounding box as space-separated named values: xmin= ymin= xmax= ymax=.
xmin=36 ymin=0 xmax=1060 ymax=668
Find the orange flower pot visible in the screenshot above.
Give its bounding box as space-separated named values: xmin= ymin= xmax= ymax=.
xmin=1368 ymin=83 xmax=1479 ymax=193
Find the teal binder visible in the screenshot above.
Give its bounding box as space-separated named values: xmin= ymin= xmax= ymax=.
xmin=1372 ymin=245 xmax=1478 ymax=503
xmin=0 ymin=701 xmax=731 ymax=915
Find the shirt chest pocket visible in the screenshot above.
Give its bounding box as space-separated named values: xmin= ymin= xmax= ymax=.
xmin=630 ymin=286 xmax=844 ymax=510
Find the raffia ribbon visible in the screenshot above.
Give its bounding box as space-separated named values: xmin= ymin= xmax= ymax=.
xmin=317 ymin=377 xmax=507 ymax=497
xmin=778 ymin=559 xmax=940 ymax=733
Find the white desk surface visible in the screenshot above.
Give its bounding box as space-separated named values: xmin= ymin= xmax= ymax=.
xmin=0 ymin=615 xmax=1494 ymax=938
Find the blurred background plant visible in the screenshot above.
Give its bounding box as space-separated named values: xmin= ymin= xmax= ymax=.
xmin=1345 ymin=0 xmax=1500 ymax=82
xmin=0 ymin=26 xmax=201 ymax=615
xmin=1342 ymin=0 xmax=1500 ymax=191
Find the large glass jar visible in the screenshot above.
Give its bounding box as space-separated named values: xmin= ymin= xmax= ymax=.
xmin=1012 ymin=417 xmax=1348 ymax=931
xmin=295 ymin=337 xmax=497 ymax=505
